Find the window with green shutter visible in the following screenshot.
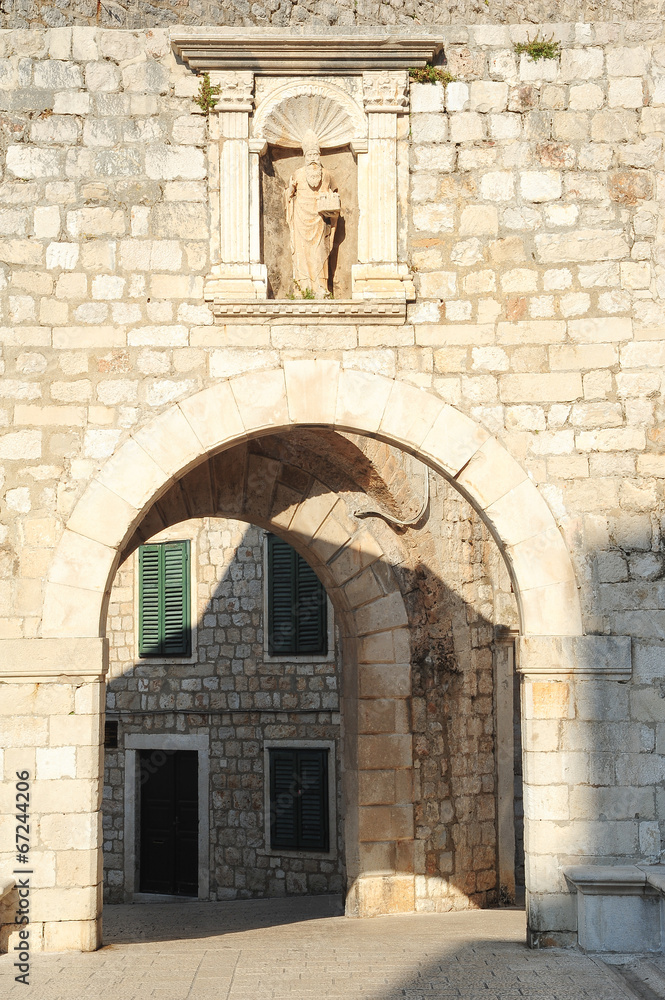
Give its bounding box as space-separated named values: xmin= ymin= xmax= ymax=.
xmin=267 ymin=534 xmax=327 ymax=656
xmin=269 ymin=747 xmax=329 ymax=852
xmin=139 ymin=540 xmax=191 ymax=657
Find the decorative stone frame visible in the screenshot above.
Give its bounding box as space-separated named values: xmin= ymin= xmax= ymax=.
xmin=123 ymin=733 xmax=211 ymax=902
xmin=172 ymin=33 xmax=443 ymax=321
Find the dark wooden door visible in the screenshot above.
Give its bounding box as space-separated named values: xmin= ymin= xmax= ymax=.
xmin=139 ymin=749 xmax=198 ymax=896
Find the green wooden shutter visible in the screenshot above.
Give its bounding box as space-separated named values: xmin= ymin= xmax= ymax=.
xmin=269 ymin=748 xmax=329 ymax=852
xmin=298 ymin=749 xmax=329 ymax=851
xmin=267 ymin=534 xmax=297 ymax=655
xmin=162 ymin=542 xmax=190 ymax=656
xmin=270 ymin=748 xmax=299 ymax=850
xmin=139 ymin=544 xmax=162 ymax=656
xmin=139 ymin=540 xmax=190 ymax=657
xmin=267 ymin=534 xmax=327 ymax=656
xmin=295 ymin=555 xmax=327 ymax=654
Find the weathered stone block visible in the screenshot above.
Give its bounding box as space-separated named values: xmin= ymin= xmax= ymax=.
xmin=448 ymin=112 xmax=484 ymax=142
xmin=145 ymin=144 xmax=206 ymax=181
xmin=410 ymin=82 xmax=444 ymax=113
xmin=34 ymin=60 xmax=83 ymax=91
xmin=608 ymin=77 xmax=644 ymax=109
xmin=535 ymin=229 xmax=629 ymax=263
xmin=560 ymin=48 xmax=604 ymax=81
xmin=469 ymin=81 xmax=508 ymax=112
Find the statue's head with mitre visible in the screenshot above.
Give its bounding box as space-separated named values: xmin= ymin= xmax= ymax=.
xmin=302 ymin=130 xmax=323 ymax=190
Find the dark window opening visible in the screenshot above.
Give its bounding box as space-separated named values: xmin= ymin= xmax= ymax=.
xmin=104 ymin=720 xmax=118 ymax=749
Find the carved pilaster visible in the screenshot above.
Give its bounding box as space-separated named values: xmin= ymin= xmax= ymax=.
xmin=361 ymin=71 xmax=409 ymax=113
xmin=204 ymin=71 xmax=268 ymax=301
xmin=352 ymin=71 xmax=414 ymax=302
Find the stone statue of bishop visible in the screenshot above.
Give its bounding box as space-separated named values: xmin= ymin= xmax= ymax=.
xmin=284 ymin=130 xmax=340 ymax=299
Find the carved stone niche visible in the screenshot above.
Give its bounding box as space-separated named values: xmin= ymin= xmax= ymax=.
xmin=172 ymin=32 xmax=443 ymax=323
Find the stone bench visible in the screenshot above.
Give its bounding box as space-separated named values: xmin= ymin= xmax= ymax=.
xmin=565 ymin=865 xmax=665 ymax=953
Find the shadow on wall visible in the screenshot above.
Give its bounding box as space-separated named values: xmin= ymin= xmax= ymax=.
xmin=102 ymin=435 xmax=525 ymax=916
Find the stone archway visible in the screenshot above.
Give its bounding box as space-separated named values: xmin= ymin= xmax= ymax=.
xmin=43 ymin=361 xmax=583 ymax=640
xmin=19 ymin=362 xmax=590 ymax=953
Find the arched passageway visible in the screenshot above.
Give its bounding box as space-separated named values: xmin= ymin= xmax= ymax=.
xmin=31 ymin=363 xmax=585 ymax=950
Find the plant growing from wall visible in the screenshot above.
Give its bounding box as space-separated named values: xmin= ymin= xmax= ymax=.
xmin=292 ymin=280 xmax=315 ymax=299
xmin=514 ymin=33 xmax=561 ymax=61
xmin=408 ymin=65 xmax=456 ymax=85
xmin=194 ymin=72 xmax=220 ymax=115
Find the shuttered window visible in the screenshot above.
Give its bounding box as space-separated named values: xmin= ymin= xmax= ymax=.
xmin=269 ymin=747 xmax=329 ymax=852
xmin=267 ymin=534 xmax=327 ymax=656
xmin=138 ymin=540 xmax=191 ymax=657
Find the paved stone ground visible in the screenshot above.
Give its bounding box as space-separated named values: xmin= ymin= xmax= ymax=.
xmin=0 ymin=896 xmax=663 ymax=999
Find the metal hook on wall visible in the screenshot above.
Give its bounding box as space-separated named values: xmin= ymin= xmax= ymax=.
xmin=354 ymin=465 xmax=430 ymax=528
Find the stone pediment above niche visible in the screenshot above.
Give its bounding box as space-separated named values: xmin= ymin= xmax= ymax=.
xmin=172 ymin=31 xmax=442 ymax=323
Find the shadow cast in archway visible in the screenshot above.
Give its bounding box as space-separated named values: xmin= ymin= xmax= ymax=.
xmin=102 ymin=894 xmax=345 ymax=945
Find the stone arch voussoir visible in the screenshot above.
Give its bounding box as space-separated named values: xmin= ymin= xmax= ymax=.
xmin=42 ymin=360 xmax=583 ymax=641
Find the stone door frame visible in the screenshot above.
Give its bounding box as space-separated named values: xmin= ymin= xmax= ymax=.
xmin=123 ymin=733 xmax=211 ymax=903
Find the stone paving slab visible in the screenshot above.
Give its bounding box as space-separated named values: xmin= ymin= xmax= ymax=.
xmin=0 ymin=897 xmax=655 ymax=1000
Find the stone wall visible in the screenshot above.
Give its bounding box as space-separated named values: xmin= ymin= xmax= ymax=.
xmin=2 ymin=1 xmax=665 ymax=30
xmin=0 ymin=21 xmax=664 ymax=950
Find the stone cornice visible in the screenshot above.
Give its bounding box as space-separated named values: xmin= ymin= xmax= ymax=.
xmin=208 ymin=298 xmax=407 ymax=324
xmin=0 ymin=637 xmax=108 ymax=681
xmin=171 ymin=30 xmax=443 ymax=75
xmin=517 ymin=634 xmax=632 ymax=681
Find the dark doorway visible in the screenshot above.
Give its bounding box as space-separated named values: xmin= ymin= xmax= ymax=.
xmin=139 ymin=749 xmax=199 ymax=896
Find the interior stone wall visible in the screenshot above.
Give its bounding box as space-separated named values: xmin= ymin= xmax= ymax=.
xmin=103 ymin=517 xmax=345 ymax=901
xmin=102 ymin=456 xmax=517 ymax=910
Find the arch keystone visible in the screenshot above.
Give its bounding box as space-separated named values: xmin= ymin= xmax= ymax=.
xmin=284 ymin=359 xmax=340 ymax=426
xmin=335 ymin=368 xmax=393 ymax=434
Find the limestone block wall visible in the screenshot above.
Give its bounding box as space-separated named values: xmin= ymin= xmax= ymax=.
xmin=2 ymin=0 xmax=665 ymax=30
xmin=0 ymin=22 xmax=663 ymax=949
